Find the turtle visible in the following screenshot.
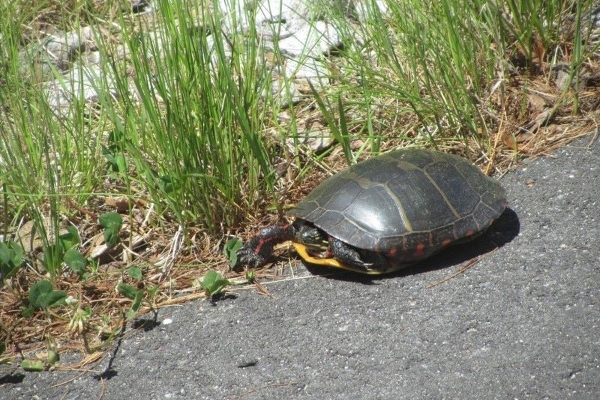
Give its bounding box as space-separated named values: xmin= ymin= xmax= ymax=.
xmin=235 ymin=149 xmax=507 ymax=274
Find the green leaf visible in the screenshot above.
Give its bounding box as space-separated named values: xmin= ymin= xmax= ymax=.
xmin=99 ymin=212 xmax=123 ymax=248
xmin=119 ymin=282 xmax=145 ymax=320
xmin=28 ymin=280 xmax=53 ymax=307
xmin=0 ymin=242 xmax=11 ymax=265
xmin=114 ymin=153 xmax=127 ymax=173
xmin=20 ymin=306 xmax=34 ymax=318
xmin=127 ymin=290 xmax=145 ymax=320
xmin=43 ymin=291 xmax=68 ymax=308
xmin=245 ymin=269 xmax=256 ymax=283
xmin=28 ymin=280 xmax=67 ymax=309
xmin=158 ymin=175 xmax=181 ymax=193
xmin=117 ymin=283 xmax=137 ymax=300
xmin=21 ymin=359 xmax=45 ymax=372
xmin=102 ymin=145 xmax=127 ymax=173
xmin=127 ymin=266 xmax=142 ymax=280
xmin=10 ymin=242 xmax=23 ymax=266
xmin=0 ymin=241 xmax=24 ymax=281
xmin=224 ymin=238 xmax=243 ymax=269
xmin=201 ymin=271 xmax=219 ymax=289
xmin=64 ymin=248 xmax=88 ymax=276
xmin=146 ymin=284 xmax=159 ymax=298
xmin=200 ymin=271 xmax=231 ymax=296
xmin=47 ymin=350 xmax=59 ymax=366
xmin=99 ymin=212 xmax=123 ymax=231
xmin=59 ymin=225 xmax=80 ymax=251
xmin=103 ymin=229 xmax=120 ymax=248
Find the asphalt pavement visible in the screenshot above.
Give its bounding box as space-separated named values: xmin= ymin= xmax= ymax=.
xmin=2 ymin=135 xmax=599 ymax=399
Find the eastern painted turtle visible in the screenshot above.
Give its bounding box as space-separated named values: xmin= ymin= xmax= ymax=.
xmin=235 ymin=149 xmax=507 ymax=274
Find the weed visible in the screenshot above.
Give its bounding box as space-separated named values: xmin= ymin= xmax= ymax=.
xmin=23 ymin=280 xmax=67 ymax=316
xmin=224 ymin=238 xmax=244 ymax=270
xmin=117 ymin=266 xmax=149 ymax=321
xmin=0 ymin=241 xmax=24 ymax=283
xmin=20 ymin=337 xmax=60 ymax=372
xmin=99 ymin=212 xmax=123 ymax=249
xmin=200 ymin=271 xmax=232 ymax=299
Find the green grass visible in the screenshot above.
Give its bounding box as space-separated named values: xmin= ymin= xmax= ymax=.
xmin=321 ymin=0 xmax=591 ymax=149
xmin=0 ymin=0 xmax=596 ymax=367
xmin=102 ymin=2 xmax=277 ymax=231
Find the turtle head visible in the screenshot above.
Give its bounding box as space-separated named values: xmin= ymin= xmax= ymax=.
xmin=294 ymin=222 xmax=329 ymax=253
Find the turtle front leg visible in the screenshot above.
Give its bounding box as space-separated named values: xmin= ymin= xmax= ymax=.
xmin=328 ymin=237 xmax=373 ymax=271
xmin=235 ymin=224 xmax=296 ymax=269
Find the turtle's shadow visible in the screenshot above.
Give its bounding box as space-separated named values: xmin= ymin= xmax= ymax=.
xmin=303 ymin=207 xmax=520 ymax=282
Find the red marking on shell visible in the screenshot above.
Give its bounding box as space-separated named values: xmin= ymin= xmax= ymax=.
xmin=413 ymin=242 xmax=426 ymax=257
xmin=386 ymin=247 xmax=398 ymax=258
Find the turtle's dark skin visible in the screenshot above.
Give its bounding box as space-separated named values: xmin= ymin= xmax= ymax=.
xmin=236 ymin=220 xmax=374 ymax=271
xmin=235 ymin=149 xmax=507 ymax=274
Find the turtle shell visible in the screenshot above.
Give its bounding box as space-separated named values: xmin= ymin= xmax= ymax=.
xmin=289 ymin=149 xmax=507 ymax=268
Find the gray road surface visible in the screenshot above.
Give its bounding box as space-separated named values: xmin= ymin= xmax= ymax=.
xmin=2 ymin=135 xmax=599 ymax=399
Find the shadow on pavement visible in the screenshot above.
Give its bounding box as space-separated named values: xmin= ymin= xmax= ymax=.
xmin=0 ymin=372 xmax=25 ymax=385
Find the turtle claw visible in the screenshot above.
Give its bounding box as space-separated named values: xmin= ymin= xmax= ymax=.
xmin=329 ymin=237 xmax=373 ymax=272
xmin=235 ymin=244 xmax=266 ymax=270
xmin=234 ymin=224 xmax=297 ymax=270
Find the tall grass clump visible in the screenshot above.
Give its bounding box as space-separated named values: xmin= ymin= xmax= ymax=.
xmin=0 ymin=3 xmax=106 ymax=279
xmin=315 ymin=0 xmax=593 ymax=150
xmin=100 ymin=0 xmax=280 ymax=233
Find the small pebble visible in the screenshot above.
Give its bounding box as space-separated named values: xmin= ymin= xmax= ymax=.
xmin=237 ymin=357 xmax=259 ymax=368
